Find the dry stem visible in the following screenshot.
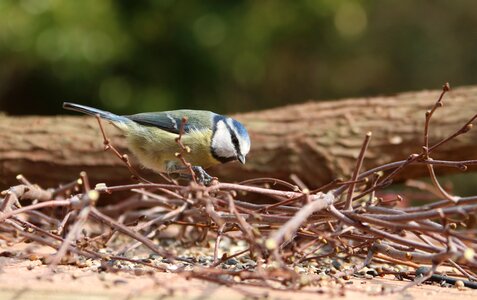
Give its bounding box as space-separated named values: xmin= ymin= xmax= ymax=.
xmin=1 ymin=83 xmax=477 ymax=296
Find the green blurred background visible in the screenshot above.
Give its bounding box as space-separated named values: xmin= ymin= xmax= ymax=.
xmin=1 ymin=0 xmax=476 ymax=116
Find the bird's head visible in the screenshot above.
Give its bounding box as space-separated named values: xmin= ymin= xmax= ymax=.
xmin=211 ymin=115 xmax=251 ymax=164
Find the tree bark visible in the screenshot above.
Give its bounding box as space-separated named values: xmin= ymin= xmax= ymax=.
xmin=2 ymin=85 xmax=477 ymax=189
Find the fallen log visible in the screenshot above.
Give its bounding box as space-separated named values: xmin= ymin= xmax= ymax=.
xmin=1 ymin=85 xmax=477 ymax=188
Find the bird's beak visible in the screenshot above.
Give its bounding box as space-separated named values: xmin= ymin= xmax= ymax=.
xmin=237 ymin=154 xmax=246 ymax=164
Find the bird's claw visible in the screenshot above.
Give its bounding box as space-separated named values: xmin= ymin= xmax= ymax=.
xmin=192 ymin=166 xmax=214 ymax=185
xmin=169 ymin=166 xmax=215 ymax=185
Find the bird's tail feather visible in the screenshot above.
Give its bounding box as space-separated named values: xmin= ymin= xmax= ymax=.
xmin=63 ymin=102 xmax=127 ymax=123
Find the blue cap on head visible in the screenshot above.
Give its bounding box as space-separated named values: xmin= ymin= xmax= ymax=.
xmin=232 ymin=119 xmax=250 ymax=142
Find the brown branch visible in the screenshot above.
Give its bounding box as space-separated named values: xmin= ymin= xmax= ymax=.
xmin=94 ymin=115 xmax=157 ymax=184
xmin=2 ymin=83 xmax=477 ymax=296
xmin=174 ymin=116 xmax=198 ymax=184
xmin=344 ymin=131 xmax=372 ymax=210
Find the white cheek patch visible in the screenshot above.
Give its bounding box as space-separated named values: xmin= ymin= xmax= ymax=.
xmin=226 ymin=118 xmax=250 ymax=156
xmin=239 ymin=135 xmax=251 ymax=155
xmin=212 ymin=120 xmax=236 ymax=158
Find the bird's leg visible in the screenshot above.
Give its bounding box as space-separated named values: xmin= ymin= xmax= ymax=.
xmin=191 ymin=166 xmax=214 ymax=185
xmin=167 ymin=164 xmax=214 ymax=185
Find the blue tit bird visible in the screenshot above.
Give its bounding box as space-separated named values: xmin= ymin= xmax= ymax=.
xmin=63 ymin=102 xmax=251 ymax=184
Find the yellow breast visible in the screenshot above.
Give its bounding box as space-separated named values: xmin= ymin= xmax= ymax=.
xmin=123 ymin=125 xmax=221 ymax=173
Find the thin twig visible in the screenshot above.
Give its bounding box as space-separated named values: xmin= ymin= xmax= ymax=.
xmin=344 ymin=131 xmax=372 ymax=210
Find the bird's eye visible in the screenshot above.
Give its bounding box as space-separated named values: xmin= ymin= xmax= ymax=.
xmin=231 ymin=134 xmax=238 ymax=145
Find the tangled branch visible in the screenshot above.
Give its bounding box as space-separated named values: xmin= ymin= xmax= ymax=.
xmin=1 ymin=83 xmax=477 ymax=296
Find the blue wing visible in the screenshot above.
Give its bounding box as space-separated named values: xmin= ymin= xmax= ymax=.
xmin=125 ymin=110 xmax=213 ymax=134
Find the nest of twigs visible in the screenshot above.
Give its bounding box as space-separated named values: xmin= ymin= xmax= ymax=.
xmin=1 ymin=83 xmax=477 ymax=297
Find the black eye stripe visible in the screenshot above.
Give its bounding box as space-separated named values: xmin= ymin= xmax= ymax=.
xmin=226 ymin=123 xmax=241 ymax=154
xmin=232 ymin=134 xmax=240 ymax=152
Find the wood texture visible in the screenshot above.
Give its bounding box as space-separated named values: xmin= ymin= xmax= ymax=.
xmin=2 ymin=86 xmax=477 ymax=188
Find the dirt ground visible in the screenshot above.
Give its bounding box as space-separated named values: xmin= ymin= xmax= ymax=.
xmin=0 ymin=255 xmax=476 ymax=300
